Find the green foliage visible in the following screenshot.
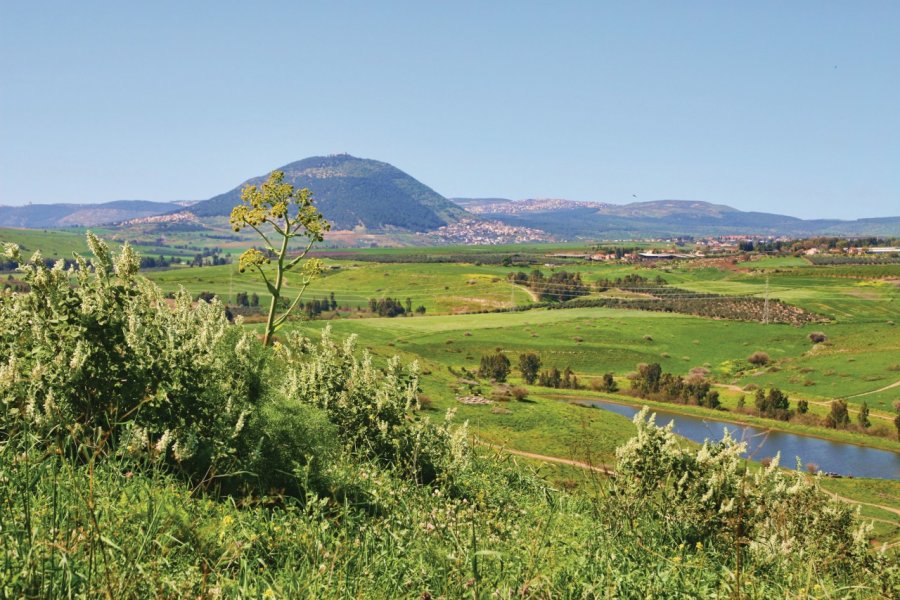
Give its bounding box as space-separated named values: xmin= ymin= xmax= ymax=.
xmin=857 ymin=401 xmax=871 ymax=428
xmin=507 ymin=269 xmax=589 ymax=302
xmin=275 ymin=327 xmax=469 ymax=484
xmin=826 ymin=399 xmax=852 ymax=429
xmin=477 ymin=351 xmax=511 ymax=382
xmin=614 ymin=410 xmax=893 ymax=587
xmin=0 ymin=234 xmax=364 ymax=499
xmin=594 ymin=373 xmax=619 ymax=393
xmin=367 ymin=296 xmax=407 ymax=317
xmin=537 ymin=366 xmax=582 ymax=389
xmin=0 ymin=235 xmax=270 ymax=488
xmin=628 ymin=363 xmax=720 ymax=408
xmin=517 ymin=351 xmax=541 ymax=384
xmin=754 ymin=387 xmax=791 ymax=421
xmin=242 ymin=395 xmax=338 ymax=496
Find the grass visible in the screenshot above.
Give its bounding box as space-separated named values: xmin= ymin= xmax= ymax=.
xmin=0 ymin=226 xmax=221 ymax=261
xmin=3 ymin=236 xmax=899 ymax=595
xmin=283 ymin=306 xmax=900 ymax=544
xmin=287 ymin=304 xmax=900 ymax=412
xmin=1 ymin=227 xmax=95 ymax=258
xmin=146 ymin=260 xmax=536 ymax=313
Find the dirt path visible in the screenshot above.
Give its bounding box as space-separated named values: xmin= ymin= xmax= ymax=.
xmin=512 ymin=283 xmax=540 ymax=303
xmin=824 ymin=491 xmax=900 ymax=518
xmin=475 ymin=439 xmax=615 ymax=475
xmin=845 ymin=379 xmax=900 ymax=399
xmin=713 ymin=383 xmax=894 ymax=422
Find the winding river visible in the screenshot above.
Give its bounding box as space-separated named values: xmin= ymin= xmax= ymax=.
xmin=585 ymin=399 xmax=900 ymax=480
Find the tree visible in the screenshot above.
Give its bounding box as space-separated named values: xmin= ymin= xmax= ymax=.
xmin=633 ymin=363 xmax=662 ymax=395
xmin=230 ymin=171 xmax=330 ymax=346
xmin=598 ymin=372 xmax=618 ymax=393
xmin=857 ymin=402 xmax=870 ymax=428
xmin=797 ymin=399 xmax=808 ymax=414
xmin=828 ymin=400 xmax=851 ymax=429
xmin=518 ymin=352 xmax=542 ymax=384
xmin=754 ymin=387 xmax=790 ymax=420
xmin=703 ymin=390 xmax=721 ymax=410
xmin=478 ymin=351 xmax=511 ymax=382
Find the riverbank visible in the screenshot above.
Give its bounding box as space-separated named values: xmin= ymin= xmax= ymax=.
xmin=542 ymin=387 xmax=900 ymax=454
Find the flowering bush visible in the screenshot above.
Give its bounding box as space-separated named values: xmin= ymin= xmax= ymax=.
xmin=0 ymin=235 xmax=331 ymax=493
xmin=614 ymin=409 xmax=893 ymax=586
xmin=275 ymin=327 xmax=469 ymax=484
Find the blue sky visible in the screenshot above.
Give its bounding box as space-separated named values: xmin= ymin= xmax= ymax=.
xmin=1 ymin=1 xmax=897 ymax=219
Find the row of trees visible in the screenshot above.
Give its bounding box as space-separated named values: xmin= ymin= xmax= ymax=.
xmin=507 ymin=270 xmax=590 ymax=302
xmin=367 ymin=297 xmax=426 ymax=317
xmin=751 ymin=387 xmax=792 ymax=421
xmin=478 ymin=351 xmax=586 ymax=391
xmin=537 ymin=366 xmax=582 ymax=390
xmin=629 ymin=363 xmax=721 ymax=409
xmin=595 ymin=273 xmax=665 ymax=290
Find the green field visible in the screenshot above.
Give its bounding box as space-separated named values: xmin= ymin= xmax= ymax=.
xmin=0 ymin=226 xmax=228 ymax=262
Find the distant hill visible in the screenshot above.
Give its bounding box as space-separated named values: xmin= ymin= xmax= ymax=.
xmin=4 ymin=165 xmax=897 ymax=239
xmin=459 ymin=198 xmax=900 ymax=238
xmin=0 ymin=200 xmax=178 ymax=228
xmin=187 ymin=154 xmax=469 ymax=232
xmin=455 ymin=198 xmax=606 ymax=215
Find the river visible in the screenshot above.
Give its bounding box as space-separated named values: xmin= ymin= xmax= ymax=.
xmin=585 ymin=399 xmax=900 ymax=480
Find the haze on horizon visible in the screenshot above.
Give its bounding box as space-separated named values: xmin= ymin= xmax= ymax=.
xmin=1 ymin=1 xmax=898 ymax=220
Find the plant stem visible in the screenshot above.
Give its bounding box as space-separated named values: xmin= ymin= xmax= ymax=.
xmin=263 ymin=221 xmax=291 ymax=346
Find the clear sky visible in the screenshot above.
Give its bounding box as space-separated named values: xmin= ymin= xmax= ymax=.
xmin=1 ymin=1 xmax=897 ymax=219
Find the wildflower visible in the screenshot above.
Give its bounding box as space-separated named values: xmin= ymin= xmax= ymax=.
xmin=222 ymin=515 xmax=234 ymax=528
xmin=695 ymin=541 xmax=703 ymax=550
xmin=263 ymin=588 xmax=275 ymax=599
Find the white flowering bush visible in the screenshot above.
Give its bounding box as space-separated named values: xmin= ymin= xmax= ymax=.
xmin=614 ymin=408 xmax=893 ymax=585
xmin=275 ymin=327 xmax=470 ymax=484
xmin=0 ymin=235 xmax=330 ymax=492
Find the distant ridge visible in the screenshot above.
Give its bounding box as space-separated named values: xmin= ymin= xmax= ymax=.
xmin=1 ymin=162 xmax=897 ymax=237
xmin=0 ymin=200 xmax=177 ymax=228
xmin=186 ymin=154 xmax=469 ymax=232
xmin=457 ymin=198 xmax=900 ymax=238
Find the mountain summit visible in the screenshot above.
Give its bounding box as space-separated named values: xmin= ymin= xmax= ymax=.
xmin=187 ymin=154 xmax=468 ymax=232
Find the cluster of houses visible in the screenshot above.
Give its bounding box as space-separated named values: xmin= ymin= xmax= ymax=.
xmin=425 ymin=219 xmax=551 ymax=245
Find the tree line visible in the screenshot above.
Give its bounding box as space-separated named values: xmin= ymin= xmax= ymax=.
xmin=368 ymin=296 xmax=426 ymax=317
xmin=507 ymin=269 xmax=590 ymax=302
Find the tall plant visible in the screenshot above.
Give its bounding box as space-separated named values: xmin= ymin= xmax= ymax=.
xmin=230 ymin=170 xmax=330 ymax=345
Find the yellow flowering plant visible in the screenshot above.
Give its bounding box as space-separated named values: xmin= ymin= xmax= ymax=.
xmin=230 ymin=170 xmax=330 ymax=345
